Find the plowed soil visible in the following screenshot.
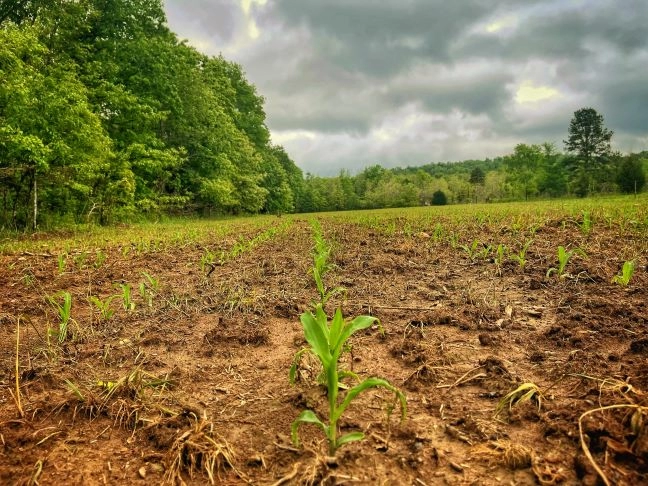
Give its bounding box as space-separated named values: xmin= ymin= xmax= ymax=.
xmin=1 ymin=207 xmax=647 ymax=485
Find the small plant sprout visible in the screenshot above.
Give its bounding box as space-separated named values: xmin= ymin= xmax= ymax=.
xmin=139 ymin=272 xmax=160 ymax=307
xmin=310 ymin=222 xmax=344 ymax=305
xmin=290 ymin=305 xmax=407 ymax=456
xmin=460 ymin=239 xmax=491 ymax=261
xmin=47 ymin=291 xmax=74 ymax=343
xmin=89 ymin=295 xmax=117 ymax=320
xmin=546 ymin=245 xmax=586 ymax=278
xmin=57 ymin=252 xmax=67 ymax=274
xmin=579 ymin=210 xmax=592 ymax=235
xmin=460 ymin=239 xmax=480 ymax=260
xmin=94 ymin=250 xmax=107 ymax=269
xmin=495 ymin=382 xmax=544 ymax=418
xmin=510 ymin=239 xmax=533 ymax=271
xmin=493 ymin=243 xmax=507 ymax=275
xmin=200 ymin=248 xmax=217 ymax=273
xmin=612 ymin=260 xmax=635 ymax=286
xmin=115 ymin=283 xmax=135 ymax=311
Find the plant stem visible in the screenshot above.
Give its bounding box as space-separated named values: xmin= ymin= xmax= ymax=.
xmin=327 ymin=359 xmax=339 ymax=456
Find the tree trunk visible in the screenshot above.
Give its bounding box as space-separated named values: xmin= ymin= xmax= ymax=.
xmin=32 ymin=172 xmax=37 ymax=231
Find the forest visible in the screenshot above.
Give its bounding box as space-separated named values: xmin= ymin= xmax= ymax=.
xmin=1 ymin=1 xmax=646 ymax=230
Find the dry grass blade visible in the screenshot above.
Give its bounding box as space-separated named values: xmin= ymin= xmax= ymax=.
xmin=495 ymin=382 xmax=543 ymax=418
xmin=14 ymin=317 xmax=24 ymax=418
xmin=163 ymin=415 xmax=237 ymax=485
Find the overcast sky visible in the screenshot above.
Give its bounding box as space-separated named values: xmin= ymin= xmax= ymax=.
xmin=163 ymin=0 xmax=648 ymax=176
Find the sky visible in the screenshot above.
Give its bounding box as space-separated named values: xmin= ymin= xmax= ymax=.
xmin=163 ymin=0 xmax=648 ymax=176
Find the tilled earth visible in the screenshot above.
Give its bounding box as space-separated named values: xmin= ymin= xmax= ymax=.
xmin=0 ymin=210 xmax=647 ymax=485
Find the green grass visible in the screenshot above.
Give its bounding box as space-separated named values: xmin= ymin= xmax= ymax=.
xmin=1 ymin=194 xmax=646 ymax=256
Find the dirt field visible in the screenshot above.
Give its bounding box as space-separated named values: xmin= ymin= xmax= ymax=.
xmin=1 ymin=202 xmax=647 ymax=485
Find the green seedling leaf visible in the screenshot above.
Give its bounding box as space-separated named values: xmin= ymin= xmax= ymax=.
xmin=300 ymin=308 xmax=332 ymax=366
xmin=291 ymin=410 xmax=327 ymax=447
xmin=336 ymin=432 xmax=365 ymax=447
xmin=335 ymin=377 xmax=407 ymax=422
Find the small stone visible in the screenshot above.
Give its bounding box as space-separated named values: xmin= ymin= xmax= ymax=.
xmin=138 ymin=466 xmax=147 ymax=479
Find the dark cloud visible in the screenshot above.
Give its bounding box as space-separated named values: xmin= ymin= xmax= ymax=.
xmin=164 ymin=0 xmax=648 ymax=173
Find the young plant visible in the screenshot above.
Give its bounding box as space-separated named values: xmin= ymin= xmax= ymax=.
xmin=94 ymin=250 xmax=107 ymax=269
xmin=115 ymin=283 xmax=135 ymax=311
xmin=493 ymin=243 xmax=507 ymax=275
xmin=460 ymin=239 xmax=491 ymax=261
xmin=612 ymin=260 xmax=635 ymax=286
xmin=579 ymin=210 xmax=592 ymax=235
xmin=510 ymin=239 xmax=533 ymax=271
xmin=89 ymin=295 xmax=117 ymax=320
xmin=546 ymin=245 xmax=585 ymax=278
xmin=310 ymin=223 xmax=344 ymax=305
xmin=47 ymin=291 xmax=74 ymax=343
xmin=290 ymin=306 xmax=406 ymax=456
xmin=57 ymin=252 xmax=67 ymax=274
xmin=199 ymin=248 xmax=217 ymax=274
xmin=139 ymin=272 xmax=159 ymax=307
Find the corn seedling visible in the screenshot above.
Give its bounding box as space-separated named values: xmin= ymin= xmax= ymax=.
xmin=460 ymin=239 xmax=491 ymax=261
xmin=546 ymin=245 xmax=586 ymax=278
xmin=310 ymin=223 xmax=344 ymax=305
xmin=579 ymin=210 xmax=592 ymax=235
xmin=74 ymin=251 xmax=88 ymax=270
xmin=510 ymin=239 xmax=533 ymax=271
xmin=290 ymin=305 xmax=406 ymax=456
xmin=47 ymin=291 xmax=74 ymax=343
xmin=495 ymin=382 xmax=544 ymax=418
xmin=612 ymin=260 xmax=635 ymax=286
xmin=93 ymin=250 xmax=107 ymax=269
xmin=200 ymin=248 xmax=217 ymax=273
xmin=493 ymin=244 xmax=507 ymax=275
xmin=57 ymin=252 xmax=67 ymax=274
xmin=432 ymin=223 xmax=445 ymax=242
xmin=115 ymin=283 xmax=135 ymax=311
xmin=89 ymin=295 xmax=117 ymax=320
xmin=139 ymin=272 xmax=159 ymax=307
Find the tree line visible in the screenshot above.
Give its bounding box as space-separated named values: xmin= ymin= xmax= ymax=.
xmin=0 ymin=0 xmax=305 ymax=229
xmin=1 ymin=2 xmax=645 ymax=229
xmin=298 ymin=108 xmax=646 ymax=212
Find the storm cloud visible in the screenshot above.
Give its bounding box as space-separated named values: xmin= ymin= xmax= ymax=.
xmin=163 ymin=0 xmax=648 ymax=175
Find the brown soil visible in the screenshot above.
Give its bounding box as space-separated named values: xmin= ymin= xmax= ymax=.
xmin=0 ymin=212 xmax=647 ymax=485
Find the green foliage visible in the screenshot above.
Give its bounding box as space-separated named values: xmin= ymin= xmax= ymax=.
xmin=510 ymin=239 xmax=533 ymax=271
xmin=431 ymin=190 xmax=448 ymax=206
xmin=0 ymin=1 xmax=303 ymax=228
xmin=617 ymin=155 xmax=646 ymax=194
xmin=89 ymin=295 xmax=117 ymax=321
xmin=547 ymin=246 xmax=586 ymax=278
xmin=310 ymin=221 xmax=345 ymax=305
xmin=564 ymin=108 xmax=613 ymax=166
xmin=115 ymin=283 xmax=135 ymax=311
xmin=494 ymin=243 xmax=507 ymax=274
xmin=47 ymin=291 xmax=74 ymax=343
xmin=612 ymin=260 xmax=635 ymax=286
xmin=290 ymin=306 xmax=406 ymax=456
xmin=57 ymin=252 xmax=67 ymax=274
xmin=139 ymin=272 xmax=160 ymax=307
xmin=460 ymin=239 xmax=491 ymax=261
xmin=579 ymin=211 xmax=592 ymax=235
